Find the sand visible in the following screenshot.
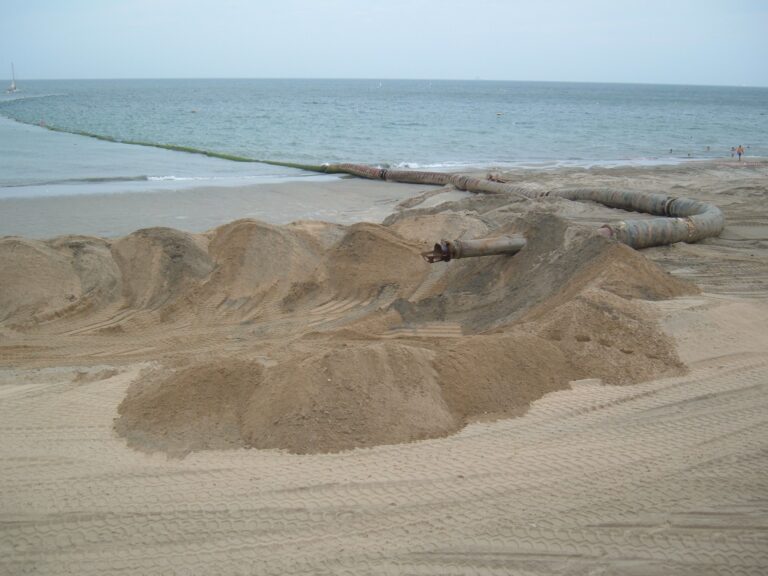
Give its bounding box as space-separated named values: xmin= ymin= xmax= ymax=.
xmin=1 ymin=158 xmax=767 ymax=574
xmin=0 ymin=177 xmax=439 ymax=238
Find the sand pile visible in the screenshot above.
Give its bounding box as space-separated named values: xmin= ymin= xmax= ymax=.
xmin=108 ymin=211 xmax=696 ymax=455
xmin=117 ymin=334 xmax=575 ymax=455
xmin=0 ymin=235 xmax=120 ymax=326
xmin=0 ymin=218 xmax=425 ymax=328
xmin=115 ymin=361 xmax=263 ymax=454
xmin=195 ymin=220 xmax=326 ymax=317
xmin=111 ymin=228 xmax=213 ymax=311
xmin=322 ymin=223 xmax=428 ymax=298
xmin=387 ymin=210 xmax=491 ymax=247
xmin=1 ymin=207 xmax=697 ymax=454
xmin=392 ymin=213 xmax=695 ymax=331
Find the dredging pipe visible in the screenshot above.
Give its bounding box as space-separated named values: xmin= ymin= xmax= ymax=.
xmin=317 ymin=164 xmax=725 ymax=251
xmin=15 ymin=125 xmax=724 ymax=248
xmin=422 ymin=235 xmax=527 ymax=263
xmin=561 ymin=189 xmax=725 ymax=249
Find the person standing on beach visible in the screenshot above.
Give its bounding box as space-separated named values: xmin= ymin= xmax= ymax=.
xmin=737 ymin=145 xmax=744 ymax=161
xmin=731 ymin=147 xmax=736 ymax=158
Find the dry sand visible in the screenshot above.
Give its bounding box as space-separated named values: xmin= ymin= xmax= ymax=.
xmin=1 ymin=159 xmax=767 ymax=574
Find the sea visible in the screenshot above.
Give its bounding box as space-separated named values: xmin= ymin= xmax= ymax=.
xmin=1 ymin=79 xmax=767 ymax=199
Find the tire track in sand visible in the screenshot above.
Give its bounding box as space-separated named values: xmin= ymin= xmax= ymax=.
xmin=1 ymin=346 xmax=766 ymax=575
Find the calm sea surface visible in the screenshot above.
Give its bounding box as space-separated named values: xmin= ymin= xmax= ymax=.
xmin=1 ymin=79 xmax=766 ymax=197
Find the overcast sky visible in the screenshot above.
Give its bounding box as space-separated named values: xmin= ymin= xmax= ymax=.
xmin=1 ymin=0 xmax=766 ymax=86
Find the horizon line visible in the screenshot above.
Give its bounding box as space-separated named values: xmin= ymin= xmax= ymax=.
xmin=6 ymin=76 xmax=768 ymax=90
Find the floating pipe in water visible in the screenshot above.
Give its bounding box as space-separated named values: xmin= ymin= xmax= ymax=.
xmin=422 ymin=235 xmax=527 ymax=263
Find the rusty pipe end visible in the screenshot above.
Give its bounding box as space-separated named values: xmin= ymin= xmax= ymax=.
xmin=421 ymin=240 xmax=452 ymax=263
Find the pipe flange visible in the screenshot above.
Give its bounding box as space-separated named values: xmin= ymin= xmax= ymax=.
xmin=663 ymin=196 xmax=676 ymax=216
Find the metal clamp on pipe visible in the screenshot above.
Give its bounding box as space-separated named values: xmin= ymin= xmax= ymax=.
xmin=421 ymin=235 xmax=527 ymax=263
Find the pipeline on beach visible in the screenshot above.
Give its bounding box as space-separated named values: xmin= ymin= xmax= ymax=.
xmin=314 ymin=163 xmax=725 ymax=255
xmin=0 ymin=115 xmax=726 ymax=253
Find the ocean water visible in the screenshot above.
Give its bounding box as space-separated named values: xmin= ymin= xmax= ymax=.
xmin=1 ymin=79 xmax=766 ymax=198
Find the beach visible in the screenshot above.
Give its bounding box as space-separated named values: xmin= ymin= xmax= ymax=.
xmin=0 ymin=178 xmax=441 ymax=238
xmin=1 ymin=158 xmax=767 ymax=574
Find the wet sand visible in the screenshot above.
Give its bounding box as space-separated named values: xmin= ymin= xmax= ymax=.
xmin=1 ymin=158 xmax=767 ymax=575
xmin=0 ymin=178 xmax=443 ymax=238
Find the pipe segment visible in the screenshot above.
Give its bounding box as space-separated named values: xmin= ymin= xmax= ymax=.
xmin=319 ymin=164 xmax=725 ymax=251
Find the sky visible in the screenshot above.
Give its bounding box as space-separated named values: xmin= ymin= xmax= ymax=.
xmin=1 ymin=0 xmax=767 ymax=86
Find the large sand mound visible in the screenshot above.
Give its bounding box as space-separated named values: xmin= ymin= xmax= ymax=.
xmin=322 ymin=223 xmax=428 ymax=298
xmin=392 ymin=214 xmax=693 ymax=331
xmin=0 ymin=235 xmax=120 ymax=326
xmin=200 ymin=220 xmax=325 ymax=312
xmin=117 ymin=335 xmax=573 ymax=455
xmin=1 ymin=211 xmax=696 ymax=454
xmin=119 ymin=214 xmax=693 ymax=454
xmin=111 ymin=227 xmax=213 ymax=311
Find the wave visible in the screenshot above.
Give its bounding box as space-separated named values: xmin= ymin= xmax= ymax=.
xmin=2 ymin=175 xmax=151 ymax=188
xmin=147 ymin=175 xmax=209 ymax=182
xmin=392 ymin=161 xmax=481 ymax=170
xmin=2 ymin=173 xmax=339 ymax=190
xmin=145 ymin=175 xmax=291 ymax=182
xmin=391 ymin=157 xmax=694 ymax=171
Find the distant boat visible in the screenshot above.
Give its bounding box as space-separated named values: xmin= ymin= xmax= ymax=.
xmin=6 ymin=63 xmax=18 ymax=93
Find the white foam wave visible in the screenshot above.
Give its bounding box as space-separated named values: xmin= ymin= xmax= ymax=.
xmin=391 ymin=161 xmax=480 ymax=170
xmin=147 ymin=176 xmax=207 ymax=181
xmin=0 ymin=93 xmax=68 ymax=103
xmin=390 ymin=157 xmax=692 ymax=172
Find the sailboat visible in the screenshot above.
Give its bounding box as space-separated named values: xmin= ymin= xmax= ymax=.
xmin=6 ymin=63 xmax=18 ymax=93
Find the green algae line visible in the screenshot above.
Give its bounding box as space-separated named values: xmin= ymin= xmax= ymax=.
xmin=11 ymin=117 xmax=331 ymax=173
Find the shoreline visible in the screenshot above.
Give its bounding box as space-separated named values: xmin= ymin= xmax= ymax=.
xmin=2 ymin=157 xmax=765 ymax=240
xmin=0 ymin=178 xmax=441 ymax=239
